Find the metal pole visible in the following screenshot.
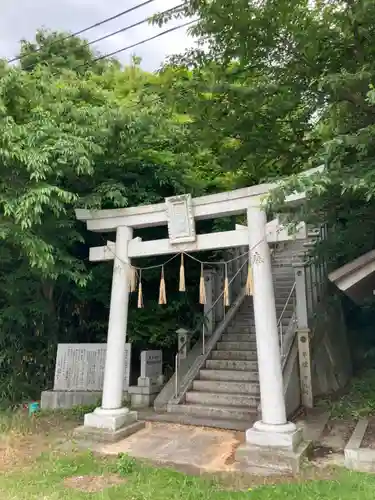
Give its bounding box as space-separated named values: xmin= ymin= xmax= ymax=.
xmin=202 ymin=322 xmax=205 ymax=355
xmin=279 ymin=323 xmax=283 ymax=358
xmin=174 ymin=353 xmax=179 ymax=398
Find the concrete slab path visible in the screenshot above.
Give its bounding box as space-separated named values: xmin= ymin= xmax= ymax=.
xmin=98 ymin=422 xmax=242 ymax=473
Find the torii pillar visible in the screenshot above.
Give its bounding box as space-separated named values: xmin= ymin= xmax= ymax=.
xmin=235 ymin=205 xmax=303 ymax=470
xmin=76 ymin=226 xmax=144 ymax=439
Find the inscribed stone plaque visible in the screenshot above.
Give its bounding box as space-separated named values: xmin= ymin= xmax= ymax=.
xmin=53 ymin=343 xmax=131 ymax=391
xmin=140 ymin=350 xmax=163 ymax=380
xmin=165 ymin=194 xmax=196 ymax=244
xmin=297 ymin=332 xmax=313 ymax=408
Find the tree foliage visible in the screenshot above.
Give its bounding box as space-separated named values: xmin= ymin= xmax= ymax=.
xmin=157 ymin=0 xmax=375 ymax=264
xmin=4 ymin=0 xmax=375 ymax=401
xmin=0 ymin=31 xmax=223 ymax=403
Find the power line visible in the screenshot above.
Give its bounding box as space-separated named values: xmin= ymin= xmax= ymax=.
xmin=66 ymin=4 xmax=185 ymax=55
xmin=8 ymin=0 xmax=158 ymax=63
xmin=92 ymin=20 xmax=197 ymax=64
xmin=20 ymin=3 xmax=187 ymax=72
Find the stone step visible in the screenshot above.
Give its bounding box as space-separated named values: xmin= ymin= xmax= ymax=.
xmin=274 ymin=288 xmax=296 ymax=294
xmin=273 ymin=282 xmax=295 ymax=287
xmin=168 ymin=403 xmax=258 ymax=422
xmin=221 ymin=333 xmax=256 ymax=342
xmin=226 ymin=323 xmax=255 ymax=330
xmin=206 ymin=359 xmax=258 ymax=371
xmin=199 ymin=369 xmax=258 ymax=382
xmin=225 ymin=328 xmax=256 ymax=336
xmin=217 ymin=341 xmax=257 ymax=351
xmin=192 ymin=380 xmax=260 ymax=395
xmin=230 ymin=317 xmax=292 ymax=328
xmin=234 ymin=312 xmax=294 ymax=324
xmin=211 ymin=350 xmax=257 ymax=361
xmin=273 ymin=286 xmax=296 ymax=292
xmin=185 ymin=391 xmax=259 ymax=407
xmin=145 ymin=410 xmax=253 ymax=431
xmin=275 ymin=296 xmax=295 ymax=302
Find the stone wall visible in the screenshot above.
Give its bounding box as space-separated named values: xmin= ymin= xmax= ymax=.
xmin=284 ymin=343 xmax=302 ymax=417
xmin=311 ymin=291 xmax=352 ymax=397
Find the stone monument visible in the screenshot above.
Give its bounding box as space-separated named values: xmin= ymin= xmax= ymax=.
xmin=41 ymin=343 xmax=131 ymax=409
xmin=129 ymin=350 xmax=164 ymax=408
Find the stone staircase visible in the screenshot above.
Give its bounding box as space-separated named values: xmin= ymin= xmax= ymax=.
xmin=148 ymin=243 xmax=302 ymax=431
xmin=170 ymin=297 xmax=260 ymax=427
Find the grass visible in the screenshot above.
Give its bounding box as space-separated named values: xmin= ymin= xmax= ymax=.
xmin=1 ymin=450 xmax=375 ymax=500
xmin=1 ymin=407 xmax=375 ymax=499
xmin=317 ymin=369 xmax=375 ymax=420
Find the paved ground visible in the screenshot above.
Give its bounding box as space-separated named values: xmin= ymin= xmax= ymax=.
xmin=99 ymin=422 xmax=242 ymax=473
xmin=96 ymin=411 xmax=351 ymax=474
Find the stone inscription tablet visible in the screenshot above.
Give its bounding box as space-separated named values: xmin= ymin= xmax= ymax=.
xmin=165 ymin=194 xmax=196 ymax=244
xmin=53 ymin=343 xmax=131 ymax=391
xmin=140 ymin=350 xmax=163 ymax=380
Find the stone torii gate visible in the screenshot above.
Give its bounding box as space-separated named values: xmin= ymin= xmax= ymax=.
xmin=75 ymin=182 xmax=307 ymax=449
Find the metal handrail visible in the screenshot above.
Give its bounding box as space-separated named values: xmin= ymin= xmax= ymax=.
xmin=277 ymin=281 xmax=296 ymax=359
xmin=175 ymin=257 xmax=249 ymax=357
xmin=277 ymin=282 xmax=296 ymax=327
xmin=174 ymin=256 xmax=249 ymax=398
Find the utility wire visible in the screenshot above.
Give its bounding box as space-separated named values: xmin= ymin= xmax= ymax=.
xmin=8 ymin=0 xmax=158 ymax=63
xmin=19 ymin=14 xmax=195 ymax=73
xmin=74 ymin=3 xmax=185 ymax=54
xmin=92 ymin=20 xmax=197 ymax=64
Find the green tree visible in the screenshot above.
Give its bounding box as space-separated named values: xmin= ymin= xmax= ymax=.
xmin=0 ymin=32 xmax=220 ymax=403
xmin=17 ymin=29 xmax=110 ymax=74
xmin=157 ymin=1 xmax=375 ymax=265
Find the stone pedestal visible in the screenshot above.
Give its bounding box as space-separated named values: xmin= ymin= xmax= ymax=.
xmin=129 ymin=376 xmax=164 ymax=408
xmin=236 ymin=419 xmax=308 ymax=474
xmin=235 ymin=439 xmax=310 ymax=474
xmin=128 ymin=351 xmax=164 ymax=409
xmin=41 ymin=390 xmax=102 ymax=410
xmin=84 ymin=407 xmax=136 ymax=431
xmin=75 ymin=407 xmax=144 ymax=442
xmin=246 ymin=421 xmax=303 ymax=450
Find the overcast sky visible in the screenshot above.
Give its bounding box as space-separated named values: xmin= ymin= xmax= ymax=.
xmin=0 ymin=0 xmax=194 ymax=71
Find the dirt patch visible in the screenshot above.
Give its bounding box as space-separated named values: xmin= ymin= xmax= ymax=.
xmin=224 ymin=431 xmax=245 ymax=466
xmin=361 ymin=417 xmax=375 ymax=449
xmin=212 ymin=466 xmax=340 ymax=491
xmin=0 ymin=434 xmax=50 ymax=471
xmin=0 ymin=413 xmax=77 ymax=471
xmin=310 ymin=444 xmax=336 ymax=460
xmin=320 ymin=419 xmax=356 ymax=451
xmin=63 ymin=474 xmax=126 ymax=492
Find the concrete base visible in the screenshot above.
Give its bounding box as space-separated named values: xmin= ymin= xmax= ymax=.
xmin=237 ymin=419 xmax=307 ymax=474
xmin=344 ymin=419 xmax=375 ymax=472
xmin=235 ymin=440 xmax=311 ymax=474
xmin=41 ymin=390 xmax=102 ymax=410
xmin=128 ymin=383 xmax=163 ymax=409
xmin=40 ymin=390 xmax=129 ymax=410
xmin=130 ymin=392 xmax=158 ymax=409
xmin=74 ymin=420 xmax=145 ymax=443
xmin=246 ymin=420 xmax=303 ymax=451
xmin=74 ymin=408 xmax=143 ymax=443
xmin=84 ymin=407 xmax=137 ymax=431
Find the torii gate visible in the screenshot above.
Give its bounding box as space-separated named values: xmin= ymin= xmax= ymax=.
xmin=75 ymin=179 xmax=309 ymax=448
